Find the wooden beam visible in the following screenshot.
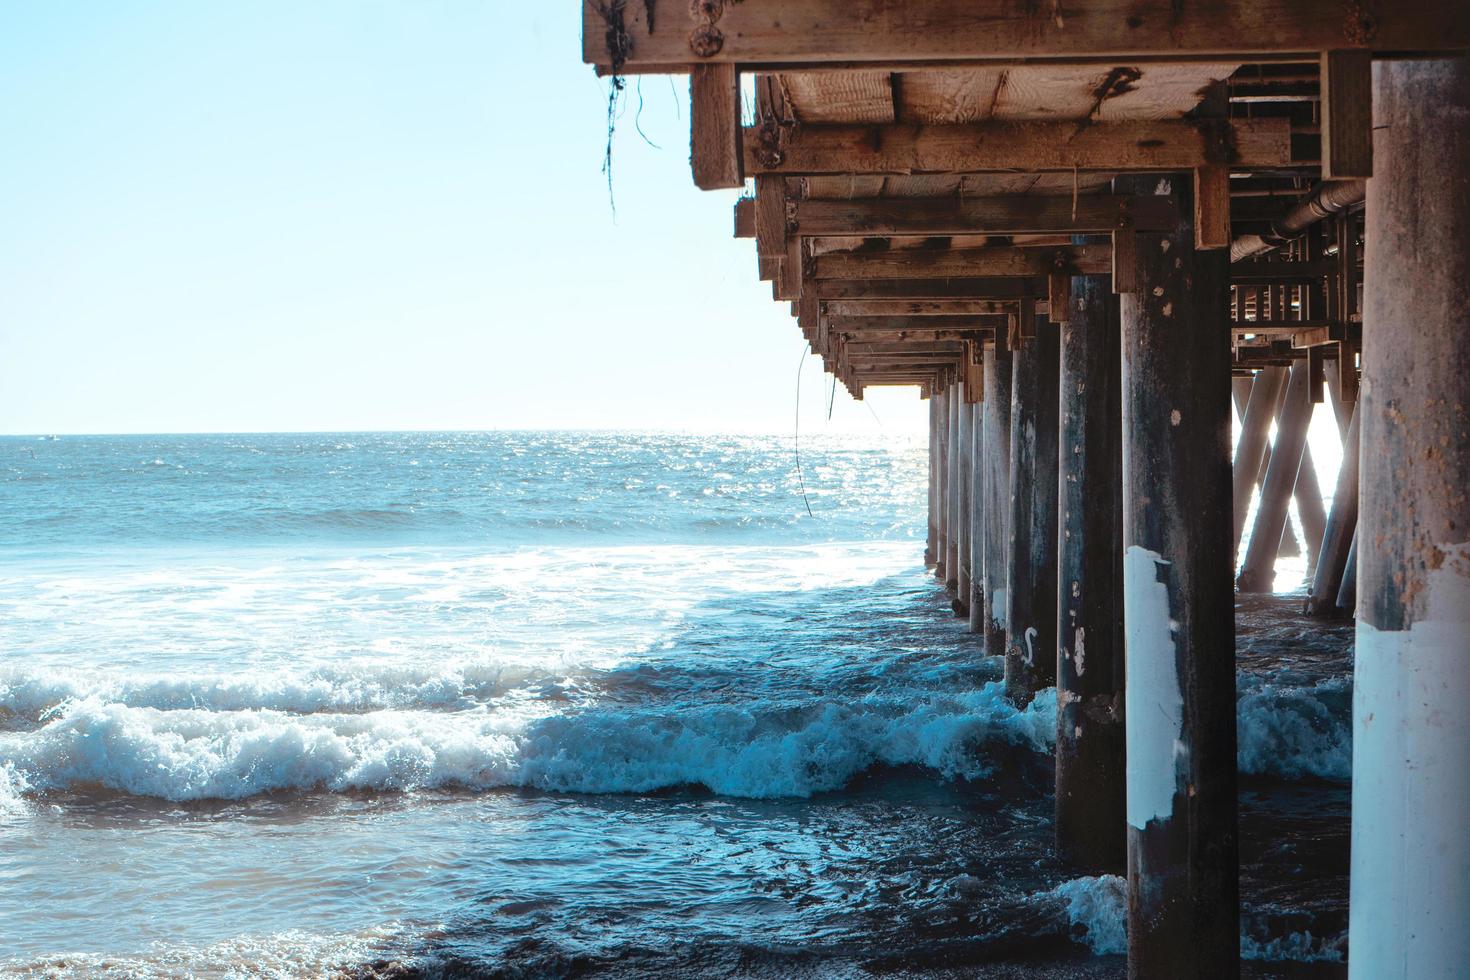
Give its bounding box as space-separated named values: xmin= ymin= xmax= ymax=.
xmin=584 ymin=1 xmax=1467 ymax=70
xmin=733 ymin=197 xmax=755 ymax=238
xmin=826 ymin=314 xmax=1003 ymax=332
xmin=690 ymin=63 xmax=743 ymax=190
xmin=815 ymin=277 xmax=1035 ymax=301
xmin=793 ymin=195 xmax=1179 ymax=237
xmin=1320 ymin=49 xmax=1373 ymax=179
xmin=1194 ymin=165 xmax=1231 ymax=250
xmin=745 ymin=119 xmax=1291 ymax=175
xmin=1048 ymin=271 xmax=1073 ymax=325
xmin=825 ymin=299 xmax=1028 ymax=316
xmin=1112 ymin=227 xmax=1139 ymax=293
xmin=755 ymin=175 xmax=786 ymax=259
xmin=813 ymin=244 xmax=1110 ymax=280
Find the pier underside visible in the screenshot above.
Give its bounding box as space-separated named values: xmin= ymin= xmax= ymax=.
xmin=581 ymin=5 xmax=1469 ymax=975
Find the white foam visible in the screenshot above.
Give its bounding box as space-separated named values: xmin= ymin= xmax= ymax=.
xmin=1240 ymin=929 xmax=1346 ymax=963
xmin=1045 ymin=875 xmax=1127 ymax=955
xmin=0 ymin=660 xmax=572 ymax=722
xmin=0 ymin=923 xmax=408 ymax=978
xmin=0 ymin=681 xmax=1057 ymax=802
xmin=1236 ymin=674 xmax=1351 ymax=780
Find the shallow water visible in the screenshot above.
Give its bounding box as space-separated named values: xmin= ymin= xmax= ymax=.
xmin=0 ymin=433 xmax=1352 ymax=976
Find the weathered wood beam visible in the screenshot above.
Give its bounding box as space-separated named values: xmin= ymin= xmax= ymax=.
xmin=733 ymin=197 xmax=755 ymax=238
xmin=845 ymin=340 xmax=966 ymax=354
xmin=583 ymin=1 xmax=1468 ymax=71
xmin=815 ymin=277 xmax=1037 ymax=300
xmin=813 ymin=244 xmax=1110 ymax=280
xmin=826 ymin=314 xmax=1003 ymax=332
xmin=1320 ymin=49 xmax=1373 ymax=178
xmin=746 ymin=119 xmax=1291 ymax=175
xmin=793 ymin=195 xmax=1179 ymax=237
xmin=690 ymin=63 xmax=743 ymax=189
xmin=754 ymin=176 xmax=786 ymax=258
xmin=825 ymin=299 xmax=1032 ymax=316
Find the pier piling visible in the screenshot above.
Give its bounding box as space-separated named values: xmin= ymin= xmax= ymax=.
xmin=956 ymin=384 xmax=974 ymax=617
xmin=969 ymin=399 xmax=986 ymax=632
xmin=1004 ymin=318 xmax=1060 ymax=705
xmin=1350 ymin=54 xmax=1470 ymax=979
xmin=1055 ymin=266 xmax=1125 ymax=871
xmin=981 ymin=342 xmax=1013 ymax=659
xmin=1117 ymin=173 xmax=1238 ymax=978
xmin=1238 ymin=360 xmax=1313 ymax=592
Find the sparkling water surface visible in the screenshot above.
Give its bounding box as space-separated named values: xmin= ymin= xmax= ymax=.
xmin=0 ymin=433 xmax=1350 ymax=976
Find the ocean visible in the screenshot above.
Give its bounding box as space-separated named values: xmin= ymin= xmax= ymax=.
xmin=0 ymin=432 xmax=1350 ymax=977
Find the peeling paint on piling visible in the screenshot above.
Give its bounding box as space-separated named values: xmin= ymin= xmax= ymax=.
xmin=1124 ymin=544 xmax=1183 ymax=831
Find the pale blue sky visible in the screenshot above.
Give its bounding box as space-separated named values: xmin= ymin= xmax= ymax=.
xmin=0 ymin=2 xmax=925 ymax=434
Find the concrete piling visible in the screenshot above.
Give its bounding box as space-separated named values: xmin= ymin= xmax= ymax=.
xmin=1349 ymin=54 xmax=1470 ymax=979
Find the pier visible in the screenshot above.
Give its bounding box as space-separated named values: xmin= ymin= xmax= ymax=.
xmin=582 ymin=6 xmax=1469 ymax=976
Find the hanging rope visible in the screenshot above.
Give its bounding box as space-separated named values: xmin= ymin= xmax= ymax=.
xmin=793 ymin=344 xmax=815 ymax=518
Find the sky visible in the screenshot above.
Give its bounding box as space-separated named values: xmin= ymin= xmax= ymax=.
xmin=0 ymin=2 xmax=926 ymax=435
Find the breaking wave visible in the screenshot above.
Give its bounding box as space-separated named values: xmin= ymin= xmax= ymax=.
xmin=0 ymin=683 xmax=1056 ymax=804
xmin=1236 ymin=674 xmax=1352 ymax=781
xmin=0 ymin=661 xmax=579 ymax=726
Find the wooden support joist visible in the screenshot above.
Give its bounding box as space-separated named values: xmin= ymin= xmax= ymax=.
xmin=1320 ymin=49 xmax=1373 ymax=179
xmin=825 ymin=299 xmax=1021 ymax=317
xmin=828 ymin=328 xmax=980 ymax=343
xmin=733 ymin=197 xmax=755 ymax=238
xmin=792 ymin=194 xmax=1179 ymax=237
xmin=826 ymin=314 xmax=1003 ymax=333
xmin=754 ymin=175 xmax=786 ymax=258
xmin=690 ymin=63 xmax=743 ymax=190
xmin=583 ymin=0 xmax=1469 ymax=70
xmin=845 ymin=340 xmax=966 ymax=354
xmin=812 ymin=244 xmax=1110 ymax=280
xmin=1194 ymin=164 xmax=1231 ymax=250
xmin=744 ymin=119 xmax=1291 ymax=175
xmin=815 ymin=277 xmax=1035 ymax=301
xmin=1229 ymin=260 xmax=1335 ymax=283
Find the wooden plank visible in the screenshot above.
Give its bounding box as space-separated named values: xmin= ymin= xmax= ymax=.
xmin=583 ymin=1 xmax=1468 ymax=70
xmin=827 ymin=314 xmax=1004 ymax=332
xmin=1048 ymin=270 xmax=1072 ymax=324
xmin=899 ymin=68 xmax=1007 ymax=123
xmin=691 ymin=64 xmax=743 ymax=189
xmin=826 ymin=299 xmax=1027 ymax=316
xmin=815 ymin=277 xmax=1035 ymax=300
xmin=779 ymin=71 xmax=895 ymax=122
xmin=846 ymin=340 xmax=966 ymax=353
xmin=1111 ymin=226 xmax=1138 ymax=293
xmin=1320 ymin=49 xmax=1373 ymax=179
xmin=734 ymin=197 xmax=755 ymax=238
xmin=813 ymin=244 xmax=1110 ymax=279
xmin=793 ymin=194 xmax=1179 ymax=236
xmin=755 ymin=175 xmax=787 ymax=258
xmin=1194 ymin=165 xmax=1231 ymax=250
xmin=745 ymin=118 xmax=1290 ymax=175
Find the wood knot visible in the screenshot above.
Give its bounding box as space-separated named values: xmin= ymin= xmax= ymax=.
xmin=689 ymin=23 xmax=724 ymax=56
xmin=688 ymin=0 xmax=725 ymax=56
xmin=1343 ymin=3 xmax=1378 ymax=44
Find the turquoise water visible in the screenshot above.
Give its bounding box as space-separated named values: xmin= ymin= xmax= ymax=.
xmin=0 ymin=433 xmax=1349 ymax=976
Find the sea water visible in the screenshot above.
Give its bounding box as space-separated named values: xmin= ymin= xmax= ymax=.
xmin=0 ymin=433 xmax=1350 ymax=976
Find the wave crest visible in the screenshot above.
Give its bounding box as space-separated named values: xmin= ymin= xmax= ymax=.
xmin=0 ymin=682 xmax=1055 ymax=803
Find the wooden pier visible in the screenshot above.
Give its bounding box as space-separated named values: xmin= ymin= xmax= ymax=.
xmin=582 ymin=5 xmax=1469 ymax=975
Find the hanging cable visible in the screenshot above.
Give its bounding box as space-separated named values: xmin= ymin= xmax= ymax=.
xmin=794 ymin=344 xmax=815 ymax=517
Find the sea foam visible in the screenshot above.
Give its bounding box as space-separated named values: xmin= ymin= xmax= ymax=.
xmin=0 ymin=682 xmax=1056 ymax=803
xmin=1236 ymin=674 xmax=1351 ymax=780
